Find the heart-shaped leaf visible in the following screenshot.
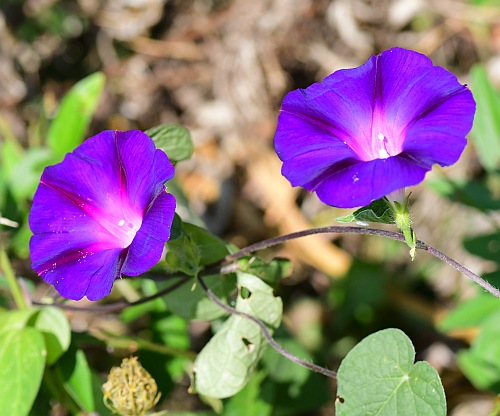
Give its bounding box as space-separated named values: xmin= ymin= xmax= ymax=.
xmin=336 ymin=328 xmax=446 ymax=416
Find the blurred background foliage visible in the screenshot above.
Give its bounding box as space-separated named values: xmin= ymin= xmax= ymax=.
xmin=2 ymin=0 xmax=500 ymax=414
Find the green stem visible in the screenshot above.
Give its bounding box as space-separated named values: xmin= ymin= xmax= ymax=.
xmin=98 ymin=332 xmax=196 ymax=360
xmin=0 ymin=248 xmax=28 ymax=310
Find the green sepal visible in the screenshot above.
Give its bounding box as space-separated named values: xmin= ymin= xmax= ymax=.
xmin=337 ymin=194 xmax=417 ymax=259
xmin=336 ymin=198 xmax=394 ymax=225
xmin=388 ymin=197 xmax=417 ymax=260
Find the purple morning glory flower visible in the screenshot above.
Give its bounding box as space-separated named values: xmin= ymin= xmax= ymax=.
xmin=274 ymin=47 xmax=476 ymax=208
xmin=29 ymin=130 xmax=176 ymax=301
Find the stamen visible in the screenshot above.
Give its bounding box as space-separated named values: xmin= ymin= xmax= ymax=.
xmin=379 ymin=148 xmax=390 ymax=159
xmin=376 ymin=132 xmax=390 ymax=159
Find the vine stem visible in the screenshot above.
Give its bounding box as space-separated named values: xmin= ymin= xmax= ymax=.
xmin=33 ymin=225 xmax=500 ymax=311
xmin=31 ymin=275 xmax=192 ymax=312
xmin=222 ymin=226 xmax=500 ymax=298
xmin=29 ymin=225 xmax=500 ymax=381
xmin=196 ymin=274 xmax=337 ymax=379
xmin=0 ymin=247 xmax=28 ymax=310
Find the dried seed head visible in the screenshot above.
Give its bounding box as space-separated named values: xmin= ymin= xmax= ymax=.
xmin=102 ymin=356 xmax=161 ymax=416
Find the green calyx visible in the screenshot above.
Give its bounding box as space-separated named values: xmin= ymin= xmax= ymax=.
xmin=385 ymin=195 xmax=417 ymax=260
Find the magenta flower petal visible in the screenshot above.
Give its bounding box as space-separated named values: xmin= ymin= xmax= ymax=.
xmin=274 ymin=48 xmax=476 ymax=208
xmin=29 ymin=130 xmax=176 ymax=301
xmin=40 ymin=249 xmax=124 ymax=302
xmin=122 ymin=191 xmax=176 ymax=275
xmin=315 ymin=156 xmax=428 ymax=208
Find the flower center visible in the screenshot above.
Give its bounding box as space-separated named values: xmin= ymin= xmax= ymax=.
xmin=91 ymin=199 xmax=143 ymax=248
xmin=366 ymin=109 xmax=403 ymax=161
xmin=377 ymin=133 xmax=390 ymax=159
xmin=96 ymin=204 xmax=143 ymax=249
xmin=116 ymin=217 xmax=142 ymax=247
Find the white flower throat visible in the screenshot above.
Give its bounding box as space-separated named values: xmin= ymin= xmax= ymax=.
xmin=377 ymin=133 xmax=390 ymax=159
xmin=116 ymin=216 xmax=142 ymax=248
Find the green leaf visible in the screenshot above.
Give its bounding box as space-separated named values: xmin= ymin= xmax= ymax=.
xmin=265 ymin=371 xmax=330 ymax=413
xmin=427 ymin=177 xmax=500 ymax=211
xmin=47 ymin=72 xmax=105 ymax=158
xmin=8 ymin=147 xmax=55 ymax=201
xmin=163 ymin=274 xmax=236 ymax=321
xmin=32 ymin=307 xmax=71 ymax=365
xmin=336 ymin=328 xmax=446 ymax=416
xmin=159 ymin=221 xmax=234 ymax=320
xmin=91 ymin=370 xmax=114 ymax=416
xmin=261 ymin=337 xmax=310 ymax=387
xmin=146 ymin=123 xmax=194 ymax=163
xmin=0 ymin=117 xmax=24 ymax=177
xmin=336 ymin=198 xmax=394 ymax=225
xmin=56 ymin=345 xmax=95 ymax=412
xmin=439 ymin=293 xmax=500 ymax=331
xmin=457 ymin=309 xmax=500 ymax=392
xmin=120 ymin=280 xmax=167 ymax=323
xmin=478 ymin=270 xmax=500 ymax=288
xmin=193 ymin=273 xmax=283 ymax=398
xmin=0 ymin=328 xmax=46 ymax=416
xmin=470 ymin=64 xmax=500 ymax=171
xmin=164 ymin=234 xmax=202 ymax=275
xmin=162 ymin=221 xmax=229 ymax=276
xmin=10 ymin=217 xmax=32 ymax=259
xmin=170 ymin=213 xmax=184 ymax=240
xmin=222 ymin=371 xmax=272 ymax=416
xmin=238 ymin=257 xmax=292 ymax=288
xmin=151 ymin=312 xmax=190 ymax=350
xmin=182 ymin=222 xmax=229 ymax=265
xmin=0 ymin=309 xmax=39 ymax=336
xmin=329 ymin=261 xmax=388 ymax=332
xmin=463 ymin=232 xmax=500 ymax=262
xmin=470 ymin=0 xmax=497 ymax=4
xmin=458 ymin=351 xmax=500 ymax=393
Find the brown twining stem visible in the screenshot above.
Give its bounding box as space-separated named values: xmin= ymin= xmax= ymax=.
xmin=196 ymin=274 xmax=338 ymax=379
xmin=222 ymin=226 xmax=500 ymax=299
xmin=32 ymin=225 xmax=500 ymax=312
xmin=30 ymin=225 xmax=500 ymax=381
xmin=31 ymin=275 xmax=192 ymax=312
